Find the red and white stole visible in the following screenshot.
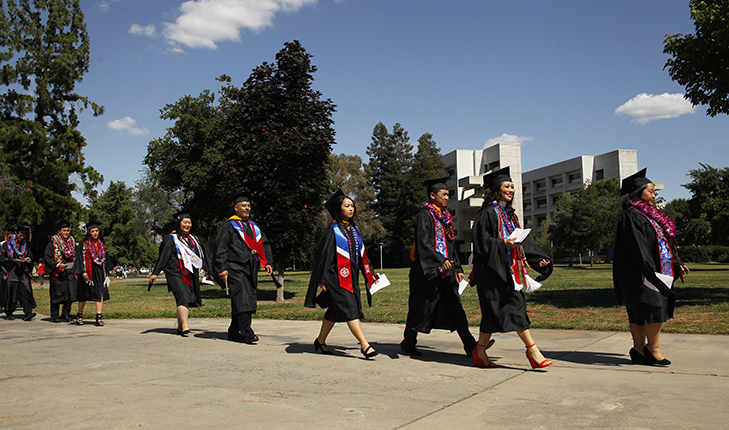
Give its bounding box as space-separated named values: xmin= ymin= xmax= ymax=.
xmin=332 ymin=224 xmax=376 ymax=293
xmin=171 ymin=233 xmax=204 ymax=287
xmin=229 ymin=216 xmax=267 ymax=268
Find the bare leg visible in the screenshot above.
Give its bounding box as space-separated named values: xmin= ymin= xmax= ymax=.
xmin=346 ymin=319 xmax=373 ymax=352
xmin=645 ymin=322 xmax=666 ymax=360
xmin=95 ymin=299 xmax=103 ymax=314
xmin=177 ymin=305 xmax=189 ymax=331
xmin=317 ymin=319 xmax=336 ymax=352
xmin=77 ymin=301 xmax=86 ymax=314
xmin=476 ymin=332 xmax=494 ymax=365
xmin=517 ymin=329 xmax=548 ymax=363
xmin=629 ymin=323 xmax=647 ymax=354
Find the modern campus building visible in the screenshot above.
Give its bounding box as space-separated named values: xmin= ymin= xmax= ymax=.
xmin=441 ymin=145 xmax=641 ymax=261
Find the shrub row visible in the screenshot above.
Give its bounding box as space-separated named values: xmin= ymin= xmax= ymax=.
xmin=677 ymin=245 xmax=729 ymax=263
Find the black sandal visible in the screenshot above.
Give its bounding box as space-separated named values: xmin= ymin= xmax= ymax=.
xmin=95 ymin=313 xmax=104 ymax=327
xmin=76 ymin=312 xmax=83 ymax=325
xmin=361 ymin=345 xmax=379 ymax=359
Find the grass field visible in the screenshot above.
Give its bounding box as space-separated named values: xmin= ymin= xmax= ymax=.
xmin=30 ymin=263 xmax=729 ymax=334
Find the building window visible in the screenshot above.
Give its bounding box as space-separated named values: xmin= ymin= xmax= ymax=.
xmin=595 ymin=169 xmax=604 ymax=181
xmin=568 ymin=172 xmax=582 ymax=183
xmin=486 ymin=161 xmax=500 ymax=171
xmin=524 ymin=217 xmax=532 ymax=228
xmin=524 ymin=201 xmax=532 ymax=210
xmin=449 ymin=189 xmax=455 ymax=198
xmin=551 ymin=176 xmax=563 ymax=187
xmin=448 ymin=168 xmax=455 ymax=177
xmin=523 ymin=183 xmax=530 ymax=194
xmin=536 ymin=198 xmax=547 ymax=208
xmin=535 ymin=180 xmax=546 ymax=191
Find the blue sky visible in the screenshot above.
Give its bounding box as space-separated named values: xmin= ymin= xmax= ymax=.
xmin=75 ymin=0 xmax=728 ymax=203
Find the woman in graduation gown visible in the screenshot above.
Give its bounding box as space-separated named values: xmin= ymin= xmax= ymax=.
xmin=1 ymin=225 xmax=37 ymax=320
xmin=305 ymin=189 xmax=379 ymax=358
xmin=612 ymin=168 xmax=689 ymax=366
xmin=148 ymin=211 xmax=211 ymax=336
xmin=471 ymin=167 xmax=554 ymax=369
xmin=72 ymin=221 xmax=110 ymax=326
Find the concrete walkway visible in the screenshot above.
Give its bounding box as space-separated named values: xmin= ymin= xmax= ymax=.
xmin=1 ymin=314 xmax=727 ymax=429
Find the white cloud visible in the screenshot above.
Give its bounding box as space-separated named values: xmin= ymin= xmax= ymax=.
xmin=162 ymin=0 xmax=318 ymax=50
xmin=130 ymin=23 xmax=157 ymax=37
xmin=483 ymin=133 xmax=533 ymax=149
xmin=97 ymin=0 xmax=121 ymax=13
xmin=615 ymin=93 xmax=695 ymax=125
xmin=107 ymin=117 xmax=149 ymax=136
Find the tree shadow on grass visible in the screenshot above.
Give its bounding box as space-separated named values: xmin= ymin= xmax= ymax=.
xmin=199 ymin=286 xmax=297 ymax=301
xmin=674 ymin=287 xmax=729 ymax=307
xmin=528 ymin=287 xmax=729 ymax=309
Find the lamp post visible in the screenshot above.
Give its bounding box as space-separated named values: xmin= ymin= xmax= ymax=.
xmin=379 ymin=243 xmax=383 ymax=271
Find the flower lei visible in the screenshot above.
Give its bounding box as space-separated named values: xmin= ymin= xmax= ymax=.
xmin=631 ymin=199 xmax=676 ymax=238
xmin=53 ymin=233 xmax=76 ymax=263
xmin=88 ymin=239 xmax=107 ymax=266
xmin=6 ymin=235 xmax=28 ymax=259
xmin=422 ymin=201 xmax=454 ymax=240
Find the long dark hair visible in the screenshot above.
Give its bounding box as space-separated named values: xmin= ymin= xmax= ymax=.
xmin=81 ymin=228 xmax=105 ymax=244
xmin=332 ymin=196 xmax=357 ymax=231
xmin=479 ymin=181 xmax=515 ymax=214
xmin=175 ymin=216 xmax=200 ymax=238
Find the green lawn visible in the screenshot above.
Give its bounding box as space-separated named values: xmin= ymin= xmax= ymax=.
xmin=32 ymin=263 xmax=729 ymax=334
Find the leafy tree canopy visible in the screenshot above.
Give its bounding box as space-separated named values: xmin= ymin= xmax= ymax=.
xmin=664 ymin=0 xmax=729 ymax=116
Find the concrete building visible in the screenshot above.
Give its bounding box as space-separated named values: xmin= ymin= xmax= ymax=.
xmin=441 ymin=146 xmax=640 ymax=262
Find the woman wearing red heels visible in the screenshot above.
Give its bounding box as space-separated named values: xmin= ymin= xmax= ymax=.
xmin=612 ymin=169 xmax=689 ymax=366
xmin=305 ymin=189 xmax=379 ymax=359
xmin=471 ymin=167 xmax=554 ymax=369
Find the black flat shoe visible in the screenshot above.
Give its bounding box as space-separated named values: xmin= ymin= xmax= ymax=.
xmin=177 ymin=329 xmax=188 ymax=337
xmin=242 ymin=334 xmax=259 ymax=344
xmin=361 ymin=345 xmax=379 ymax=359
xmin=314 ymin=338 xmax=333 ymax=355
xmin=23 ymin=312 xmax=36 ymax=321
xmin=6 ymin=314 xmax=15 ymax=321
xmin=629 ymin=348 xmax=651 ymax=365
xmin=644 ymin=346 xmax=671 ymax=366
xmin=400 ymin=341 xmax=423 ymax=357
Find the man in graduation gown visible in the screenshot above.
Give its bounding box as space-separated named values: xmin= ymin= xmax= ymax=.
xmin=401 ymin=178 xmax=478 ymax=357
xmin=44 ymin=220 xmax=77 ymax=322
xmin=214 ymin=193 xmax=273 ymax=343
xmin=1 ymin=225 xmax=37 ymax=320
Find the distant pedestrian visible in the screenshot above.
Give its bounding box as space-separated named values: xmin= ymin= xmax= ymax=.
xmin=72 ymin=221 xmax=110 ymax=326
xmin=305 ymin=189 xmax=379 ymax=358
xmin=401 ymin=177 xmax=478 ymax=358
xmin=44 ymin=221 xmax=76 ymax=323
xmin=1 ymin=225 xmax=37 ymax=321
xmin=149 ymin=211 xmax=211 ymax=336
xmin=612 ymin=168 xmax=689 ymax=366
xmin=37 ymin=258 xmax=45 ymax=288
xmin=214 ymin=193 xmax=273 ymax=344
xmin=471 ymin=167 xmax=553 ymax=369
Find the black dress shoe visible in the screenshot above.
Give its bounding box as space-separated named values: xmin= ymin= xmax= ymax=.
xmin=644 ymin=346 xmax=671 ymax=366
xmin=51 ymin=317 xmax=60 ymax=323
xmin=629 ymin=348 xmax=651 ymax=365
xmin=6 ymin=314 xmax=15 ymax=321
xmin=23 ymin=312 xmax=36 ymax=321
xmin=400 ymin=341 xmax=423 ymax=357
xmin=242 ymin=334 xmax=259 ymax=344
xmin=227 ymin=332 xmax=245 ymax=341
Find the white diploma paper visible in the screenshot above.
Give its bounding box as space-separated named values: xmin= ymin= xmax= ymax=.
xmin=644 ymin=272 xmax=674 ymax=292
xmin=507 ymin=228 xmax=531 ymax=243
xmin=369 ymin=273 xmax=391 ymax=295
xmin=458 ymin=278 xmax=469 ymax=295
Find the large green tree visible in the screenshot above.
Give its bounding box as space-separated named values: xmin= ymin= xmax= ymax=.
xmin=664 ymin=0 xmax=729 ymax=116
xmin=222 ymin=40 xmax=335 ymax=300
xmin=0 ymin=0 xmax=102 ymax=255
xmin=681 ymin=163 xmax=729 ymax=245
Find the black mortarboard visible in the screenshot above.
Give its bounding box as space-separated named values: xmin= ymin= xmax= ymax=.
xmin=230 ymin=192 xmax=250 ymax=205
xmin=54 ymin=220 xmax=71 ymax=231
xmin=16 ymin=224 xmax=31 ymax=236
xmin=173 ymin=210 xmax=192 ymax=221
xmin=482 ymin=166 xmax=512 ymax=191
xmin=324 ymin=189 xmax=348 ymax=219
xmin=85 ymin=220 xmax=101 ymax=230
xmin=620 ymin=168 xmax=651 ymax=196
xmin=424 ymin=176 xmax=450 ymax=195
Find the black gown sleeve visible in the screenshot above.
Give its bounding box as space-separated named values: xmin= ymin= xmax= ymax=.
xmin=305 ymin=227 xmax=336 ymax=308
xmin=152 ymin=235 xmax=174 ymax=276
xmin=415 ymin=211 xmax=448 ymax=281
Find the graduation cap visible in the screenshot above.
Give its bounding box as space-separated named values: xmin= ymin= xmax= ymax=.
xmin=85 ymin=220 xmax=102 ymax=231
xmin=15 ymin=224 xmax=31 ymax=236
xmin=173 ymin=210 xmax=192 ymax=221
xmin=230 ymin=192 xmax=251 ymax=205
xmin=620 ymin=168 xmax=651 ymax=196
xmin=482 ymin=166 xmax=512 ymax=192
xmin=324 ymin=188 xmax=348 ymax=219
xmin=424 ymin=176 xmax=450 ymax=195
xmin=54 ymin=220 xmax=71 ymax=231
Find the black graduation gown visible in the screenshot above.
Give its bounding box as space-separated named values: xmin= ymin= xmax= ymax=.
xmin=213 ymin=220 xmax=272 ymax=315
xmin=152 ymin=234 xmax=209 ymax=308
xmin=71 ymin=241 xmax=110 ymax=303
xmin=612 ymin=207 xmax=679 ymax=325
xmin=472 ymin=204 xmax=552 ymax=333
xmin=1 ymin=243 xmax=36 ymax=313
xmin=305 ymin=225 xmax=370 ymax=322
xmin=44 ymin=239 xmax=77 ymax=305
xmin=406 ymin=209 xmax=468 ymax=334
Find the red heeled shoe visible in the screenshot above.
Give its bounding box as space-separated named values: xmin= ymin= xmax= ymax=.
xmin=473 ymin=344 xmax=497 ymax=368
xmin=525 ymin=343 xmax=552 ymax=369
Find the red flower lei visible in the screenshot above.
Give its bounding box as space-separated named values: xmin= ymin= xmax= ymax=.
xmin=631 ymin=199 xmax=676 ymax=238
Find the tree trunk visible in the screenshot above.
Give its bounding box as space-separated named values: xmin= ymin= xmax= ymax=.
xmin=275 ymin=262 xmax=285 ymax=302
